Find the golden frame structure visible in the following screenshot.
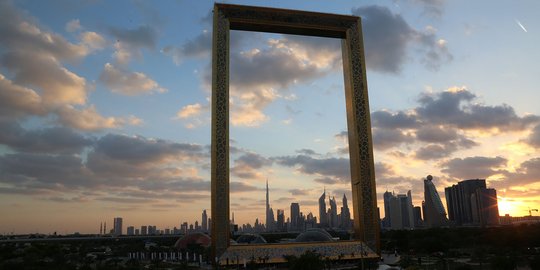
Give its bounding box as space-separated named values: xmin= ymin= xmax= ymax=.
xmin=211 ymin=3 xmax=379 ymax=258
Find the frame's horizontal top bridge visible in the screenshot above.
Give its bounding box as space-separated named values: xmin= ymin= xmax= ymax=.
xmin=216 ymin=3 xmax=360 ymax=38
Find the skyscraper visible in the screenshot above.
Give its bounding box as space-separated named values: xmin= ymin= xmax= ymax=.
xmin=276 ymin=209 xmax=285 ymax=232
xmin=290 ymin=203 xmax=300 ymax=231
xmin=329 ymin=196 xmax=338 ymax=228
xmin=476 ymin=188 xmax=499 ymax=226
xmin=318 ymin=188 xmax=327 ymax=227
xmin=382 ymin=191 xmax=393 ymax=228
xmin=266 ymin=180 xmax=275 ymax=231
xmin=423 ymin=175 xmax=448 ymax=227
xmin=445 ymin=179 xmax=487 ymax=226
xmin=340 ymin=194 xmax=351 ymax=230
xmin=383 ymin=190 xmax=414 ymax=230
xmin=413 ymin=206 xmax=423 ymax=227
xmin=113 ymin=217 xmax=123 ymax=236
xmin=202 ymin=209 xmax=208 ymax=232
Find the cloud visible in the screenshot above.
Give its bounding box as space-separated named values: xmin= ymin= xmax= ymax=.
xmin=414 ymin=144 xmax=454 ymax=160
xmin=99 ymin=63 xmax=166 ymax=95
xmin=0 ymin=74 xmax=45 ymax=119
xmin=440 ymin=156 xmax=507 ymax=180
xmin=162 ymin=30 xmax=249 ymax=65
xmin=0 ymin=121 xmax=93 ymax=154
xmin=352 ymin=5 xmax=452 ymax=73
xmin=2 ymin=51 xmax=88 ymax=106
xmin=274 ymin=155 xmax=350 ymax=183
xmin=231 ymin=152 xmax=272 ymax=179
xmin=0 ymin=2 xmax=89 ymax=60
xmin=416 ymin=87 xmax=539 ymax=130
xmin=0 ymin=129 xmax=212 ymax=206
xmin=229 ymin=45 xmax=324 ymax=91
xmin=412 ymin=126 xmax=478 ymax=159
xmin=289 ymin=188 xmax=310 ymax=196
xmin=295 ymin=149 xmax=319 ymax=156
xmin=371 ymin=110 xmax=419 ymax=129
xmin=372 ymin=128 xmax=414 ymax=150
xmin=109 ymin=25 xmax=156 ymax=49
xmin=65 ymin=19 xmax=82 ymax=32
xmin=412 ymin=0 xmax=446 ymax=18
xmin=415 ymin=126 xmax=457 ymax=143
xmin=0 ymin=3 xmax=140 ymax=131
xmin=108 ymin=25 xmax=157 ymax=65
xmin=375 ymin=162 xmax=395 ymax=178
xmin=171 ymin=21 xmax=340 ymax=127
xmin=162 ymin=30 xmax=211 ymax=64
xmin=500 ymin=157 xmax=540 ymax=187
xmin=176 ymin=103 xmax=203 ymax=119
xmin=80 ymin=31 xmax=106 ymax=51
xmin=225 ymin=38 xmax=335 ymax=127
xmin=0 ymin=153 xmax=91 ymax=188
xmin=368 ymin=87 xmax=538 ymax=158
xmin=525 ymin=124 xmax=540 ymax=148
xmin=231 ymin=181 xmax=260 ymax=193
xmin=90 ymin=133 xmax=205 ymax=165
xmin=57 ymin=105 xmax=142 ymax=131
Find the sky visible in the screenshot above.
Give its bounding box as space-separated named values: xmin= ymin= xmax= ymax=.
xmin=1 ymin=0 xmax=539 ymax=234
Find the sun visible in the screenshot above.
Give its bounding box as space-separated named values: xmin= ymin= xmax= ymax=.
xmin=498 ymin=197 xmax=516 ymax=216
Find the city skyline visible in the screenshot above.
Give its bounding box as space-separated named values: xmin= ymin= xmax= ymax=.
xmin=1 ymin=0 xmax=540 ymax=234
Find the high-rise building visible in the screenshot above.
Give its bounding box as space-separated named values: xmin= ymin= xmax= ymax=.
xmin=141 ymin=225 xmax=147 ymax=235
xmin=382 ymin=191 xmax=393 ymax=228
xmin=266 ymin=179 xmax=275 ymax=232
xmin=329 ymin=196 xmax=338 ymax=228
xmin=113 ymin=217 xmax=123 ymax=236
xmin=476 ymin=188 xmax=499 ymax=226
xmin=127 ymin=226 xmax=134 ymax=236
xmin=383 ymin=191 xmax=414 ymax=230
xmin=445 ymin=179 xmax=486 ymax=226
xmin=423 ymin=175 xmax=448 ymax=227
xmin=413 ymin=206 xmax=423 ymax=227
xmin=290 ymin=203 xmax=300 ymax=231
xmin=276 ymin=209 xmax=285 ymax=232
xmin=202 ymin=209 xmax=208 ymax=232
xmin=340 ymin=194 xmax=351 ymax=230
xmin=318 ymin=188 xmax=327 ymax=227
xmin=404 ymin=191 xmax=415 ymax=228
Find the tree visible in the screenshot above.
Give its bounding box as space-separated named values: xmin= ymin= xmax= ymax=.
xmin=284 ymin=251 xmax=324 ymax=270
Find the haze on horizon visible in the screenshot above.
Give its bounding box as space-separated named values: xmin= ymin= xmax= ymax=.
xmin=1 ymin=0 xmax=539 ymax=234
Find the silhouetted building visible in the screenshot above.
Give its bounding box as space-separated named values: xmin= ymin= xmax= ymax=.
xmin=445 ymin=179 xmax=486 ymax=226
xmin=290 ymin=203 xmax=300 ymax=231
xmin=113 ymin=217 xmax=123 ymax=236
xmin=476 ymin=188 xmax=499 ymax=226
xmin=127 ymin=226 xmax=134 ymax=235
xmin=329 ymin=196 xmax=338 ymax=228
xmin=318 ymin=188 xmax=328 ymax=227
xmin=276 ymin=209 xmax=285 ymax=232
xmin=201 ymin=209 xmax=208 ymax=232
xmin=413 ymin=206 xmax=423 ymax=227
xmin=340 ymin=194 xmax=351 ymax=230
xmin=383 ymin=190 xmax=414 ymax=230
xmin=382 ymin=191 xmax=393 ymax=228
xmin=266 ymin=180 xmax=275 ymax=232
xmin=423 ymin=175 xmax=448 ymax=227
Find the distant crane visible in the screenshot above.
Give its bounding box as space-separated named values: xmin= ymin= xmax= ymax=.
xmin=529 ymin=207 xmax=538 ymax=216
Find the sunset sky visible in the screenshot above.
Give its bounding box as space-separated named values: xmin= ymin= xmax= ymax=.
xmin=1 ymin=0 xmax=539 ymax=234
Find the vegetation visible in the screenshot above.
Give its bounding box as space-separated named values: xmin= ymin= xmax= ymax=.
xmin=284 ymin=250 xmax=325 ymax=270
